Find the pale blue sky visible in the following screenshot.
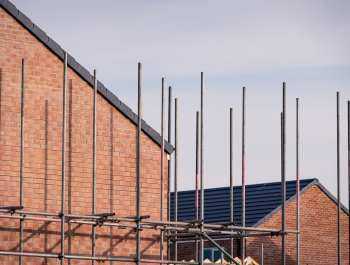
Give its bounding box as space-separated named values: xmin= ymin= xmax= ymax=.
xmin=10 ymin=0 xmax=350 ymax=206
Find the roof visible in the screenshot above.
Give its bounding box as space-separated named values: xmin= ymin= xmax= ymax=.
xmin=170 ymin=178 xmax=349 ymax=228
xmin=0 ymin=0 xmax=174 ymax=154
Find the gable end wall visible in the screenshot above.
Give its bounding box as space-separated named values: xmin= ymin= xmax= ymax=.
xmin=171 ymin=185 xmax=349 ymax=264
xmin=0 ymin=7 xmax=168 ymax=264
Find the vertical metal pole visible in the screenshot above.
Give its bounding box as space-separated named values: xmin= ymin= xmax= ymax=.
xmin=167 ymin=86 xmax=172 ymax=260
xmin=296 ymin=98 xmax=300 ymax=265
xmin=195 ymin=111 xmax=199 ymax=262
xmin=261 ymin=244 xmax=263 ymax=265
xmin=60 ymin=52 xmax=67 ymax=265
xmin=136 ymin=63 xmax=142 ymax=265
xmin=200 ymin=72 xmax=204 ymax=265
xmin=160 ymin=78 xmax=165 ymax=263
xmin=281 ymin=113 xmax=283 ymax=198
xmin=92 ymin=69 xmax=97 ymax=265
xmin=348 ymin=101 xmax=350 ymax=264
xmin=241 ymin=87 xmax=246 ymax=264
xmin=230 ymin=108 xmax=233 ymax=257
xmin=282 ymin=83 xmax=286 ymax=265
xmin=19 ymin=58 xmax=25 ymax=265
xmin=174 ymin=98 xmax=178 ymax=261
xmin=337 ymin=92 xmax=341 ymax=265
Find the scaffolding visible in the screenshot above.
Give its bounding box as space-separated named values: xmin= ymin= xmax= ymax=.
xmin=0 ymin=54 xmax=348 ymax=265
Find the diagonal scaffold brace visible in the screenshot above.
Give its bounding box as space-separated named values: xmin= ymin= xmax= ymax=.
xmin=202 ymin=232 xmax=240 ymax=265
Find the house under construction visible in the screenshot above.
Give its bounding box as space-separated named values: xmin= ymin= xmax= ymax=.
xmin=0 ymin=0 xmax=349 ymax=264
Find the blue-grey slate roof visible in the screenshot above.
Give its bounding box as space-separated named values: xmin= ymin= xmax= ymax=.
xmin=171 ymin=178 xmax=349 ymax=228
xmin=0 ymin=0 xmax=174 ymax=154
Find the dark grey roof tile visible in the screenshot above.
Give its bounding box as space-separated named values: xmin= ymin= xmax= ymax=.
xmin=164 ymin=140 xmax=174 ymax=153
xmin=0 ymin=0 xmax=174 ymax=154
xmin=31 ymin=24 xmax=49 ymax=43
xmin=47 ymin=38 xmax=63 ymax=58
xmin=171 ymin=179 xmax=316 ymax=225
xmin=147 ymin=127 xmax=161 ymax=143
xmin=1 ymin=0 xmax=18 ymax=17
xmin=17 ymin=11 xmax=33 ymax=30
xmin=75 ymin=64 xmax=93 ymax=84
xmin=97 ymin=80 xmax=107 ymax=95
xmin=141 ymin=119 xmax=148 ymax=131
xmin=119 ymin=101 xmax=135 ymax=121
xmin=104 ymin=88 xmax=112 ymax=97
xmin=316 ymin=181 xmax=349 ymax=215
xmin=130 ymin=112 xmax=136 ymax=121
xmin=67 ymin=54 xmax=78 ymax=69
xmin=105 ymin=91 xmax=120 ymax=107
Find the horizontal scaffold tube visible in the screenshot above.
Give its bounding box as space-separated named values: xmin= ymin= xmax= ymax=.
xmin=0 ymin=251 xmax=200 ymax=264
xmin=171 ymin=232 xmax=279 ymax=242
xmin=0 ymin=209 xmax=59 ymax=216
xmin=203 ymin=223 xmax=299 ymax=234
xmin=0 ymin=251 xmax=59 ymax=258
xmin=140 ymin=259 xmax=198 ymax=264
xmin=0 ymin=214 xmax=67 ymax=223
xmin=0 ymin=214 xmax=239 ymax=235
xmin=0 ymin=210 xmax=299 ymax=234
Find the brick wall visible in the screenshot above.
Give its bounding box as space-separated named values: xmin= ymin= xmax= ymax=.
xmin=247 ymin=185 xmax=349 ymax=265
xmin=174 ymin=186 xmax=349 ymax=264
xmin=0 ymin=6 xmax=168 ymax=264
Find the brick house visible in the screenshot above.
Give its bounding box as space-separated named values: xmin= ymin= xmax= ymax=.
xmin=0 ymin=0 xmax=173 ymax=264
xmin=171 ymin=179 xmax=349 ymax=264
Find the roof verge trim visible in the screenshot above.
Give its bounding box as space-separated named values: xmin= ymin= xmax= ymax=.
xmin=0 ymin=0 xmax=174 ymax=154
xmin=250 ymin=178 xmax=349 ymax=231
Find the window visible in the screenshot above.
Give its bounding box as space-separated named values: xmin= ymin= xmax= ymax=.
xmin=203 ymin=248 xmax=224 ymax=263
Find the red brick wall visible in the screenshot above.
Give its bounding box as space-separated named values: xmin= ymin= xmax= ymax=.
xmin=0 ymin=7 xmax=168 ymax=264
xmin=247 ymin=185 xmax=349 ymax=265
xmin=174 ymin=186 xmax=349 ymax=264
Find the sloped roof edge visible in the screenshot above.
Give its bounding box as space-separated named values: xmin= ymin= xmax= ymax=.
xmin=0 ymin=0 xmax=174 ymax=154
xmin=251 ymin=178 xmax=349 ymax=230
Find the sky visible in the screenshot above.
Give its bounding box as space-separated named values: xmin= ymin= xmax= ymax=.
xmin=9 ymin=0 xmax=350 ymax=206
